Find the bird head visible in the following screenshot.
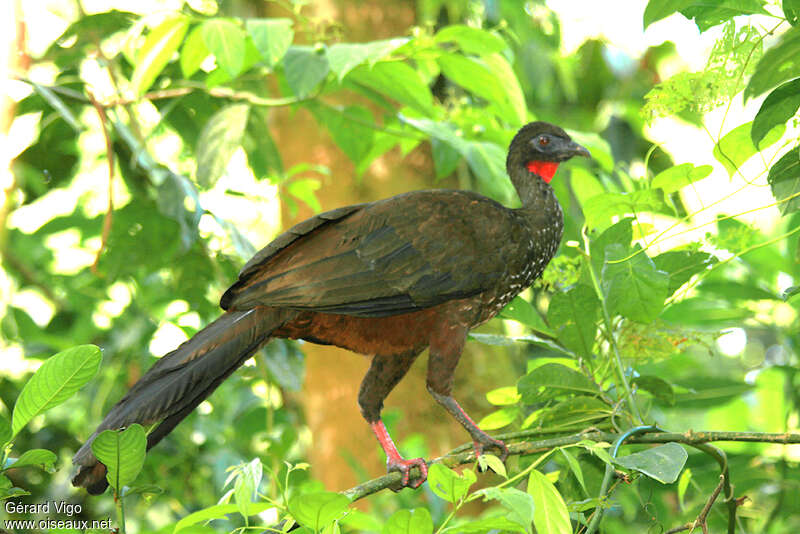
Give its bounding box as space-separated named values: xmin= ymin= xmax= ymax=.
xmin=507 ymin=122 xmax=591 ymax=184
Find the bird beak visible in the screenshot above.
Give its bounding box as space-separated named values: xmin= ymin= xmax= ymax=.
xmin=568 ymin=140 xmax=591 ymax=159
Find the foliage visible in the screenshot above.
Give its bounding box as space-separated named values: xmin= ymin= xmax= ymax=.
xmin=2 ymin=0 xmax=800 ymax=533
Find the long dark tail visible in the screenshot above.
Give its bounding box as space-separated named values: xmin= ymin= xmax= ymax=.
xmin=72 ymin=307 xmax=288 ymax=494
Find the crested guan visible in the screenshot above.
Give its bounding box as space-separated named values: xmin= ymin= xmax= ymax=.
xmin=72 ymin=121 xmax=590 ymax=493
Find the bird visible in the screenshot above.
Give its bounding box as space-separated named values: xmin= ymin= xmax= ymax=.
xmin=72 ymin=121 xmax=590 ymax=493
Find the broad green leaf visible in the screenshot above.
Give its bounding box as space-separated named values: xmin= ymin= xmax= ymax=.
xmin=0 ymin=416 xmax=10 ymax=446
xmin=786 ymin=0 xmax=800 ymax=25
xmin=314 ymin=104 xmax=375 ymax=165
xmin=244 ymin=106 xmax=284 ymax=178
xmin=432 ymin=138 xmax=461 ymax=179
xmin=681 ymin=0 xmax=769 ymax=32
xmin=284 ymin=45 xmax=330 ymax=97
xmin=286 ymin=178 xmax=322 ymax=213
xmin=535 ymin=396 xmax=610 ymax=427
xmin=527 ymin=470 xmax=571 ymax=534
xmin=651 ymin=163 xmax=713 ymax=193
xmin=348 ymin=61 xmax=433 ymax=115
xmin=477 ymin=487 xmax=535 ymax=530
xmin=767 ymin=146 xmax=800 ymax=214
xmin=246 ymin=18 xmax=294 ymax=66
xmin=464 ymin=141 xmax=515 ymax=203
xmin=643 ymin=0 xmax=694 ymax=28
xmin=547 ymin=284 xmax=600 ymax=357
xmin=434 ymin=25 xmax=506 ymax=54
xmin=12 ymin=345 xmax=101 ymax=437
xmin=500 ymin=296 xmax=554 ymax=336
xmin=383 ymin=508 xmax=433 ymax=534
xmin=132 ymin=15 xmax=190 ymax=95
xmin=3 ymin=449 xmax=57 ymax=473
xmin=603 ymin=244 xmax=669 ymax=323
xmin=590 ymin=218 xmax=633 ymax=277
xmin=477 ymin=454 xmax=507 ymax=478
xmin=486 ymin=386 xmax=521 ymax=406
xmin=288 ymin=491 xmax=350 ymax=530
xmin=633 ymin=375 xmax=675 ymax=405
xmin=174 ymin=503 xmax=274 ymax=532
xmin=327 ymin=38 xmax=409 ymax=80
xmin=428 ymin=463 xmax=476 ymax=503
xmin=438 ymin=54 xmax=522 ymax=124
xmin=196 ymin=103 xmax=250 ymax=187
xmin=478 ymin=406 xmax=519 ymax=430
xmin=677 ymin=468 xmax=692 ymax=508
xmin=483 ymin=53 xmax=526 ymax=125
xmin=714 ymin=121 xmax=784 ymax=176
xmin=518 ymin=363 xmax=599 ymax=404
xmin=583 ymin=190 xmax=665 ymax=230
xmin=570 ymin=167 xmax=605 ymax=210
xmin=653 ymin=250 xmax=717 ymax=296
xmin=752 ymin=79 xmax=800 ymax=146
xmin=233 ymin=458 xmax=262 ymax=521
xmin=615 ymin=442 xmax=688 ymax=484
xmin=440 ymin=516 xmax=526 ymax=533
xmin=201 ymin=18 xmax=247 ymax=77
xmin=560 ymin=448 xmax=587 ymax=494
xmin=91 ymin=424 xmax=146 ymax=490
xmin=662 ymin=298 xmax=754 ymax=327
xmin=180 ymin=25 xmax=209 ymax=78
xmin=746 ymin=27 xmax=800 ymax=98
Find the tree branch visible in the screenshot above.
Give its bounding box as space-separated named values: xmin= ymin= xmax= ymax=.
xmin=341 ymin=429 xmax=800 ymax=502
xmin=666 ymin=474 xmax=725 ymax=534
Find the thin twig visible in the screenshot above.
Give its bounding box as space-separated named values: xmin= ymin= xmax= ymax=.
xmin=86 ymin=89 xmax=115 ymax=275
xmin=666 ymin=474 xmax=726 ymax=534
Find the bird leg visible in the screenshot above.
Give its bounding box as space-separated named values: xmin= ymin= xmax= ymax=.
xmin=426 ymin=325 xmax=509 ymax=462
xmin=358 ymin=351 xmax=427 ymax=489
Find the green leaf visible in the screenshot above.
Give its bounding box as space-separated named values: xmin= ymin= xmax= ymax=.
xmin=201 ymin=18 xmax=247 ymax=78
xmin=677 ymin=467 xmax=692 ymax=508
xmin=786 ymin=0 xmax=800 ymax=25
xmin=437 ymin=54 xmax=523 ymax=124
xmin=518 ymin=363 xmax=599 ymax=404
xmin=477 ymin=454 xmax=507 ymax=478
xmin=434 ymin=25 xmax=506 ymax=54
xmin=767 ymin=146 xmax=800 ymax=214
xmin=477 ymin=487 xmax=535 ymax=530
xmin=603 ymin=244 xmax=669 ymax=323
xmin=547 ymin=285 xmax=600 ymax=357
xmin=0 ymin=416 xmax=10 ymax=446
xmin=287 ymin=178 xmax=322 ymax=213
xmin=348 ymin=61 xmax=434 ymax=115
xmin=196 ymin=103 xmax=250 ymax=187
xmin=383 ymin=508 xmax=433 ymax=534
xmin=327 ymin=38 xmax=409 ymax=80
xmin=615 ymin=442 xmax=688 ymax=484
xmin=590 ymin=218 xmax=633 ymax=277
xmin=288 ymin=491 xmax=350 ymax=530
xmin=583 ymin=191 xmax=665 ymax=230
xmin=651 ymin=163 xmax=713 ymax=193
xmin=174 ymin=503 xmax=274 ymax=532
xmin=535 ymin=396 xmax=611 ymax=427
xmin=440 ymin=516 xmax=527 ymax=533
xmin=246 ymin=18 xmax=294 ymax=67
xmin=284 ymin=45 xmax=330 ymax=96
xmin=3 ymin=449 xmax=57 ymax=473
xmin=132 ymin=15 xmax=190 ymax=95
xmin=233 ymin=458 xmax=262 ymax=520
xmin=653 ymin=250 xmax=717 ymax=296
xmin=478 ymin=406 xmax=519 ymax=430
xmin=11 ymin=345 xmax=101 ymax=437
xmin=500 ymin=296 xmax=554 ymax=336
xmin=428 ymin=463 xmax=476 ymax=503
xmin=180 ymin=25 xmax=209 ymax=78
xmin=314 ymin=104 xmax=375 ymax=166
xmin=486 ymin=386 xmax=521 ymax=406
xmin=662 ymin=298 xmax=754 ymax=326
xmin=746 ymin=27 xmax=800 ymax=98
xmin=681 ymin=0 xmax=769 ymax=32
xmin=714 ymin=121 xmax=783 ymax=176
xmin=643 ymin=0 xmax=694 ymax=28
xmin=633 ymin=375 xmax=676 ymax=405
xmin=527 ymin=470 xmax=572 ymax=534
xmin=431 ymin=138 xmax=460 ymax=179
xmin=752 ymin=79 xmax=800 ymax=146
xmin=91 ymin=424 xmax=147 ymax=490
xmin=560 ymin=448 xmax=587 ymax=495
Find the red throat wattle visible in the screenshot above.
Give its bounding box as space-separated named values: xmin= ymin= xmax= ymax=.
xmin=526 ymin=161 xmax=559 ymax=183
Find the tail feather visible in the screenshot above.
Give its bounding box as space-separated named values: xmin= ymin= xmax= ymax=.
xmin=72 ymin=307 xmax=287 ymax=494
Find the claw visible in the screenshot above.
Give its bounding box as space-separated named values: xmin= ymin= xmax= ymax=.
xmin=473 ymin=434 xmax=509 ymax=468
xmin=387 ymin=457 xmax=428 ymax=490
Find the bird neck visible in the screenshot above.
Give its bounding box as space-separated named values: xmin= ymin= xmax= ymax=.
xmin=509 ymin=162 xmax=559 ymax=210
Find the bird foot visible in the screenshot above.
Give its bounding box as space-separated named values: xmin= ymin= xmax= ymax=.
xmin=386 ymin=457 xmax=428 ymax=490
xmin=473 ymin=434 xmax=509 ymax=464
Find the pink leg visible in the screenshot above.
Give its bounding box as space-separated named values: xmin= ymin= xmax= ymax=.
xmin=370 ymin=420 xmax=428 ymax=489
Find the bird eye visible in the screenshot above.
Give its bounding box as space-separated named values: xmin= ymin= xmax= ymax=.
xmin=538 ymin=135 xmax=550 ymax=146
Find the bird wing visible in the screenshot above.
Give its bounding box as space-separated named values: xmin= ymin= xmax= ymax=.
xmin=220 ymin=190 xmax=522 ymax=317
